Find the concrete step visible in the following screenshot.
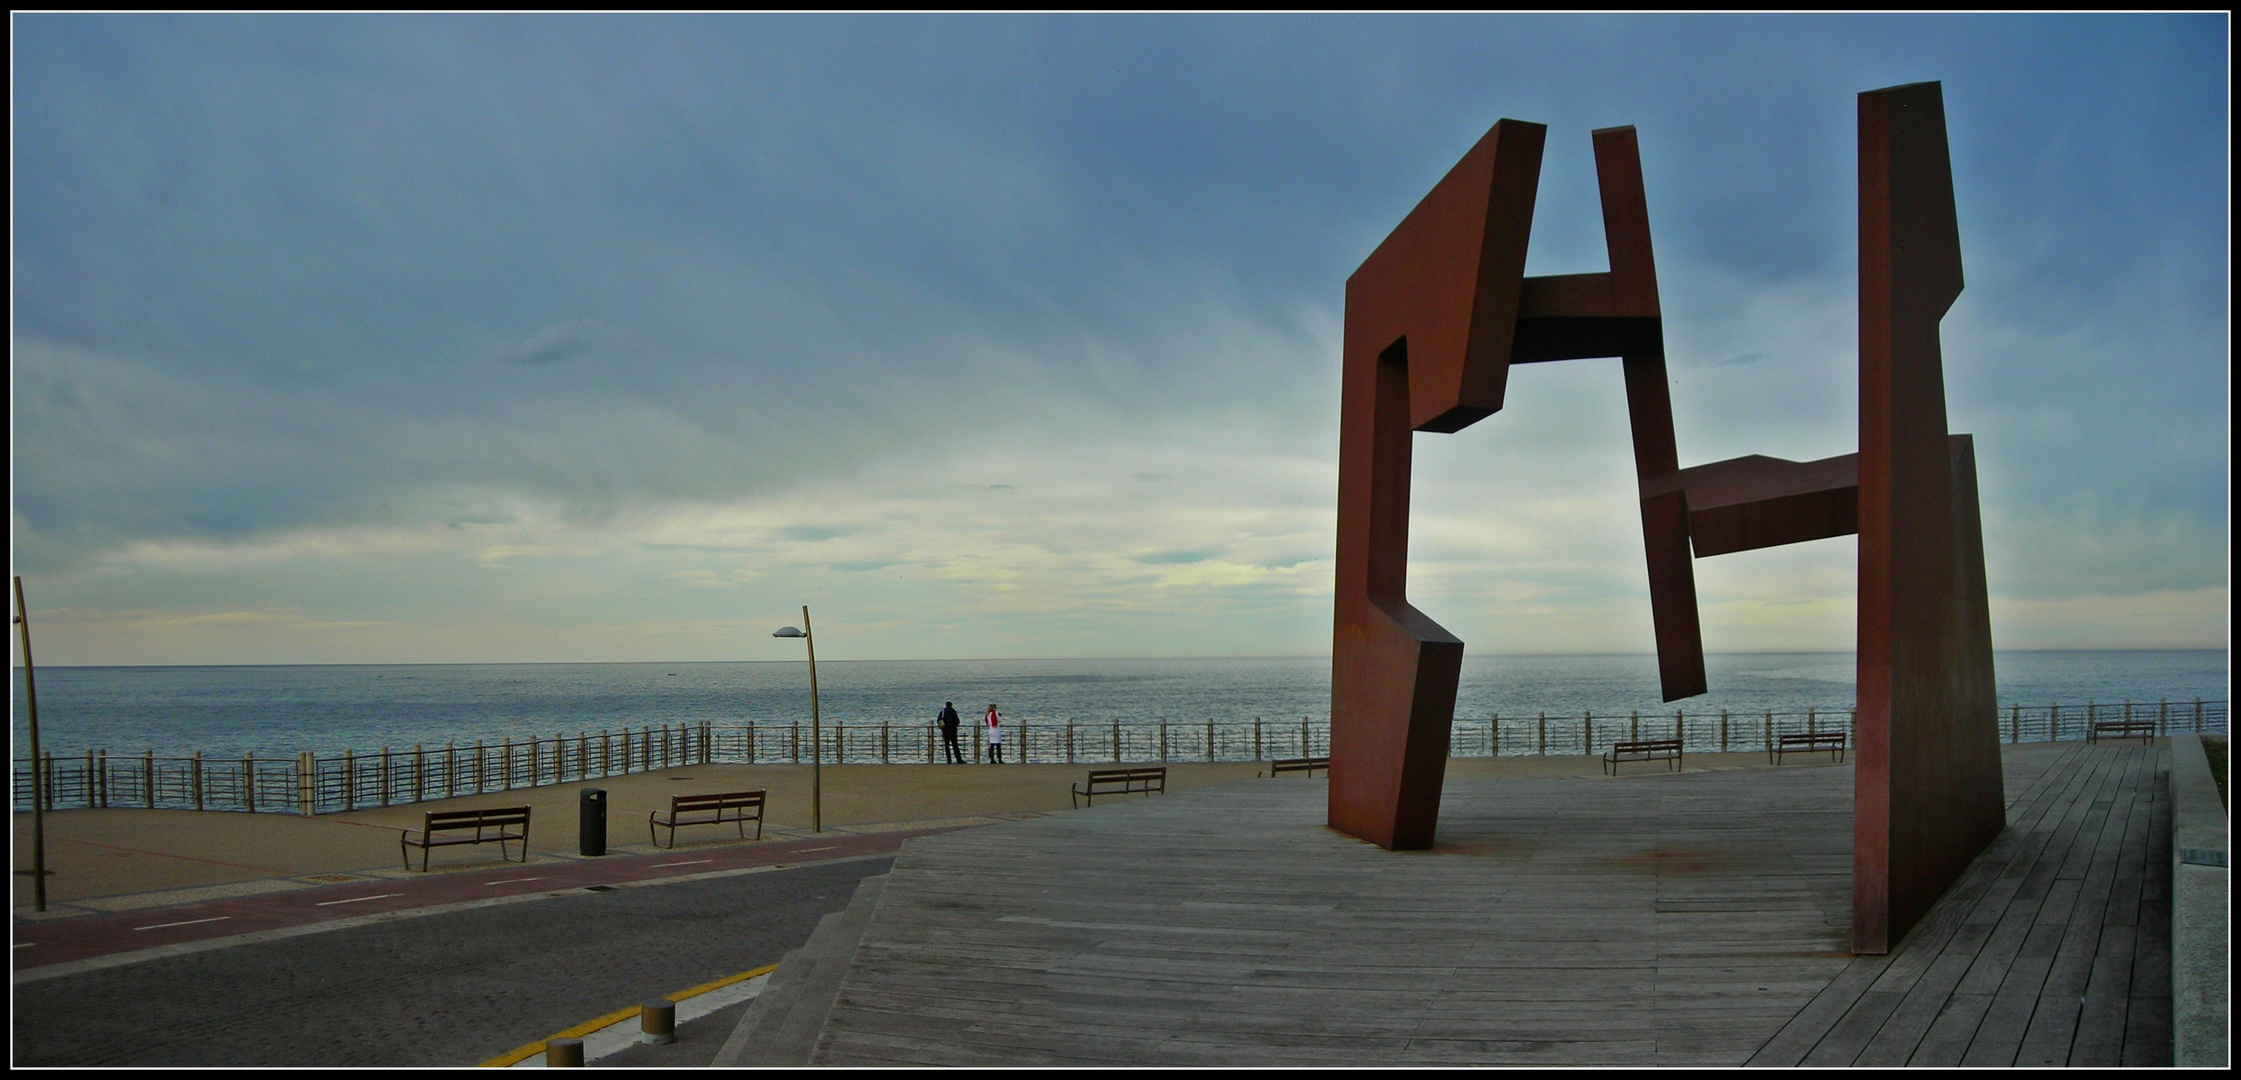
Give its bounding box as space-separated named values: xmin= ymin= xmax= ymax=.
xmin=713 ymin=874 xmax=887 ymax=1067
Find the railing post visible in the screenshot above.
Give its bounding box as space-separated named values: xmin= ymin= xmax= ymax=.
xmin=43 ymin=751 xmax=56 ymax=812
xmin=2009 ymin=704 xmax=2019 ymax=743
xmin=2195 ymin=698 xmax=2203 ymax=733
xmin=502 ymin=739 xmax=513 ymax=791
xmin=1584 ymin=713 xmax=1593 ymax=756
xmin=882 ymin=721 xmax=891 ymax=765
xmin=445 ymin=743 xmax=455 ymax=799
xmin=1674 ymin=710 xmax=1683 ymax=744
xmin=1629 ymin=711 xmax=1639 ymax=743
xmin=1206 ymin=719 xmax=1215 ymax=763
xmin=1763 ymin=712 xmax=1773 ymax=754
xmin=298 ymin=751 xmax=315 ymax=816
xmin=1069 ymin=720 xmax=1077 ymax=764
xmin=381 ymin=748 xmax=393 ymax=806
xmin=192 ymin=751 xmax=204 ymax=812
xmin=1253 ymin=717 xmax=1262 ymax=761
xmin=144 ymin=750 xmax=156 ymax=808
xmin=1300 ymin=718 xmax=1309 ymax=758
xmin=1491 ymin=713 xmax=1500 ymax=758
xmin=1159 ymin=720 xmax=1168 ymax=763
xmin=1113 ymin=720 xmax=1121 ymax=764
xmin=1807 ymin=708 xmax=1816 ymax=737
xmin=414 ymin=745 xmax=425 ymax=803
xmin=343 ymin=749 xmax=356 ymax=811
xmin=1537 ymin=713 xmax=1547 ymax=756
xmin=244 ymin=751 xmax=255 ymax=813
xmin=792 ymin=723 xmax=800 ymax=764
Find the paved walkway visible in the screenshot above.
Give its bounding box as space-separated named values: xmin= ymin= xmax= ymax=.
xmin=14 ymin=827 xmax=958 ymax=978
xmin=12 ymin=761 xmax=1275 ymax=913
xmin=770 ymin=742 xmax=2169 ymax=1066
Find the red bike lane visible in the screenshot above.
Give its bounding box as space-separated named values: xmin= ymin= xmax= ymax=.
xmin=13 ymin=827 xmax=954 ymax=973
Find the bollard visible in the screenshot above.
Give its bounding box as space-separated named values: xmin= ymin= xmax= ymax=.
xmin=641 ymin=1000 xmax=677 ymax=1045
xmin=580 ymin=789 xmax=608 ymax=857
xmin=546 ymin=1037 xmax=585 ymax=1066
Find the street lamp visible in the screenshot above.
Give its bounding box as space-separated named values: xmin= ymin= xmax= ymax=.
xmin=772 ymin=606 xmax=821 ymax=833
xmin=14 ymin=577 xmax=48 ymax=912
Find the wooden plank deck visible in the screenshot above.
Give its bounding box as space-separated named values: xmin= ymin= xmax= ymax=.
xmin=798 ymin=742 xmax=2167 ymax=1066
xmin=1752 ymin=740 xmax=2170 ymax=1066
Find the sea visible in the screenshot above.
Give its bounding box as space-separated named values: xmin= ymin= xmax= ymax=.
xmin=9 ymin=650 xmax=2228 ymax=759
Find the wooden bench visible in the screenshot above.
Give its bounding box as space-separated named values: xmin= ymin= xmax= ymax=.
xmin=1603 ymin=738 xmax=1683 ymax=776
xmin=400 ymin=806 xmax=531 ymax=871
xmin=2088 ymin=720 xmax=2157 ymax=745
xmin=1259 ymin=756 xmax=1329 ymax=778
xmin=649 ymin=790 xmax=766 ymax=848
xmin=1770 ymin=731 xmax=1849 ymax=764
xmin=1072 ymin=767 xmax=1167 ymax=808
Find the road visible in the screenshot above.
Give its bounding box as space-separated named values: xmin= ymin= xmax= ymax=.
xmin=12 ymin=855 xmax=893 ymax=1066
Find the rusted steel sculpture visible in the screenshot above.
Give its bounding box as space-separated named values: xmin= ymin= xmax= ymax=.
xmin=1329 ymin=82 xmax=2000 ymax=954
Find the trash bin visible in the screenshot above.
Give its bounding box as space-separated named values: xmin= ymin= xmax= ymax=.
xmin=580 ymin=788 xmax=607 ymax=856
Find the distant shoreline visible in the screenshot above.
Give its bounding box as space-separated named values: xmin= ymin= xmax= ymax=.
xmin=14 ymin=647 xmax=2229 ymax=671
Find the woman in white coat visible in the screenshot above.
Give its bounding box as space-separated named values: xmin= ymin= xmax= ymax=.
xmin=984 ymin=703 xmax=1005 ymax=764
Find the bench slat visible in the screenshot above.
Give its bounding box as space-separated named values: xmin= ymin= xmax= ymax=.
xmin=650 ymin=789 xmax=767 ymax=849
xmin=1602 ymin=740 xmax=1682 ymax=776
xmin=401 ymin=805 xmax=531 ymax=872
xmin=1072 ymin=767 xmax=1167 ymax=808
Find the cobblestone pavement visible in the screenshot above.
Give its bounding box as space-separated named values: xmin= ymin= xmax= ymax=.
xmin=11 ymin=856 xmax=892 ymax=1067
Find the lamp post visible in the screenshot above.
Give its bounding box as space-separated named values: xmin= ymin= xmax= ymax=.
xmin=14 ymin=577 xmax=48 ymax=912
xmin=772 ymin=606 xmax=821 ymax=833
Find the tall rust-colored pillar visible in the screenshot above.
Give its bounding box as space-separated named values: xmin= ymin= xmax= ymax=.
xmin=1331 ymin=121 xmax=1694 ymax=849
xmin=1330 ymin=120 xmax=1543 ymax=850
xmin=1851 ymin=82 xmax=2005 ymax=954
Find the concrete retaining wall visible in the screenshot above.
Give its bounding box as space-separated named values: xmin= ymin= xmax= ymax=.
xmin=2169 ymin=734 xmax=2227 ymax=1067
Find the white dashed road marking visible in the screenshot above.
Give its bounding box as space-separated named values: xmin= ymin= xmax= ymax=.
xmin=132 ymin=917 xmax=232 ymax=931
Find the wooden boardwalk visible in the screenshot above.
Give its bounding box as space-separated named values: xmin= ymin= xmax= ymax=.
xmin=798 ymin=743 xmax=2167 ymax=1066
xmin=1751 ymin=741 xmax=2171 ymax=1066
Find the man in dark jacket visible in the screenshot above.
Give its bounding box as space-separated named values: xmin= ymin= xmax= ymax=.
xmin=938 ymin=702 xmax=965 ymax=764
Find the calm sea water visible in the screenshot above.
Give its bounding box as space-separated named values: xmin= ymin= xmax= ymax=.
xmin=9 ymin=651 xmax=2228 ymax=758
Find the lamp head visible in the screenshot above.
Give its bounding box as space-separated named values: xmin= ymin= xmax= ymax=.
xmin=773 ymin=626 xmax=807 ymax=638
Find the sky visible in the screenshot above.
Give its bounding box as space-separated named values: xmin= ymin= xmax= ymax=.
xmin=9 ymin=13 xmax=2230 ymax=666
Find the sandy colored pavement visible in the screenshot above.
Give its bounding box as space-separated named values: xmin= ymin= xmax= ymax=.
xmin=13 ymin=751 xmax=1817 ymax=915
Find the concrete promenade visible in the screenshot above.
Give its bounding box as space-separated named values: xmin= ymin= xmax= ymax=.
xmin=750 ymin=741 xmax=2171 ymax=1066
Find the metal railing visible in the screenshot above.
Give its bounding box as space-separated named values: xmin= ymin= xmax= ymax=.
xmin=11 ymin=699 xmax=2224 ymax=816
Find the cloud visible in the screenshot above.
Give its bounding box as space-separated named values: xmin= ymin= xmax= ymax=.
xmin=502 ymin=320 xmax=602 ymax=366
xmin=9 ymin=14 xmax=2226 ymax=662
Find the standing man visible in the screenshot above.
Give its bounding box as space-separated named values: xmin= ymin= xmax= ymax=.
xmin=938 ymin=701 xmax=965 ymax=764
xmin=984 ymin=702 xmax=1005 ymax=764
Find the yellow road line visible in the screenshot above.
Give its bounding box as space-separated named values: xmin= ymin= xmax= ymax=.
xmin=478 ymin=962 xmax=779 ymax=1067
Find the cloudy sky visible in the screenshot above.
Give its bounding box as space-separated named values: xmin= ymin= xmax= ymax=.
xmin=10 ymin=13 xmax=2228 ymax=666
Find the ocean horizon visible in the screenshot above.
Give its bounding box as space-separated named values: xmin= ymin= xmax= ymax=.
xmin=11 ymin=649 xmax=2227 ymax=759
